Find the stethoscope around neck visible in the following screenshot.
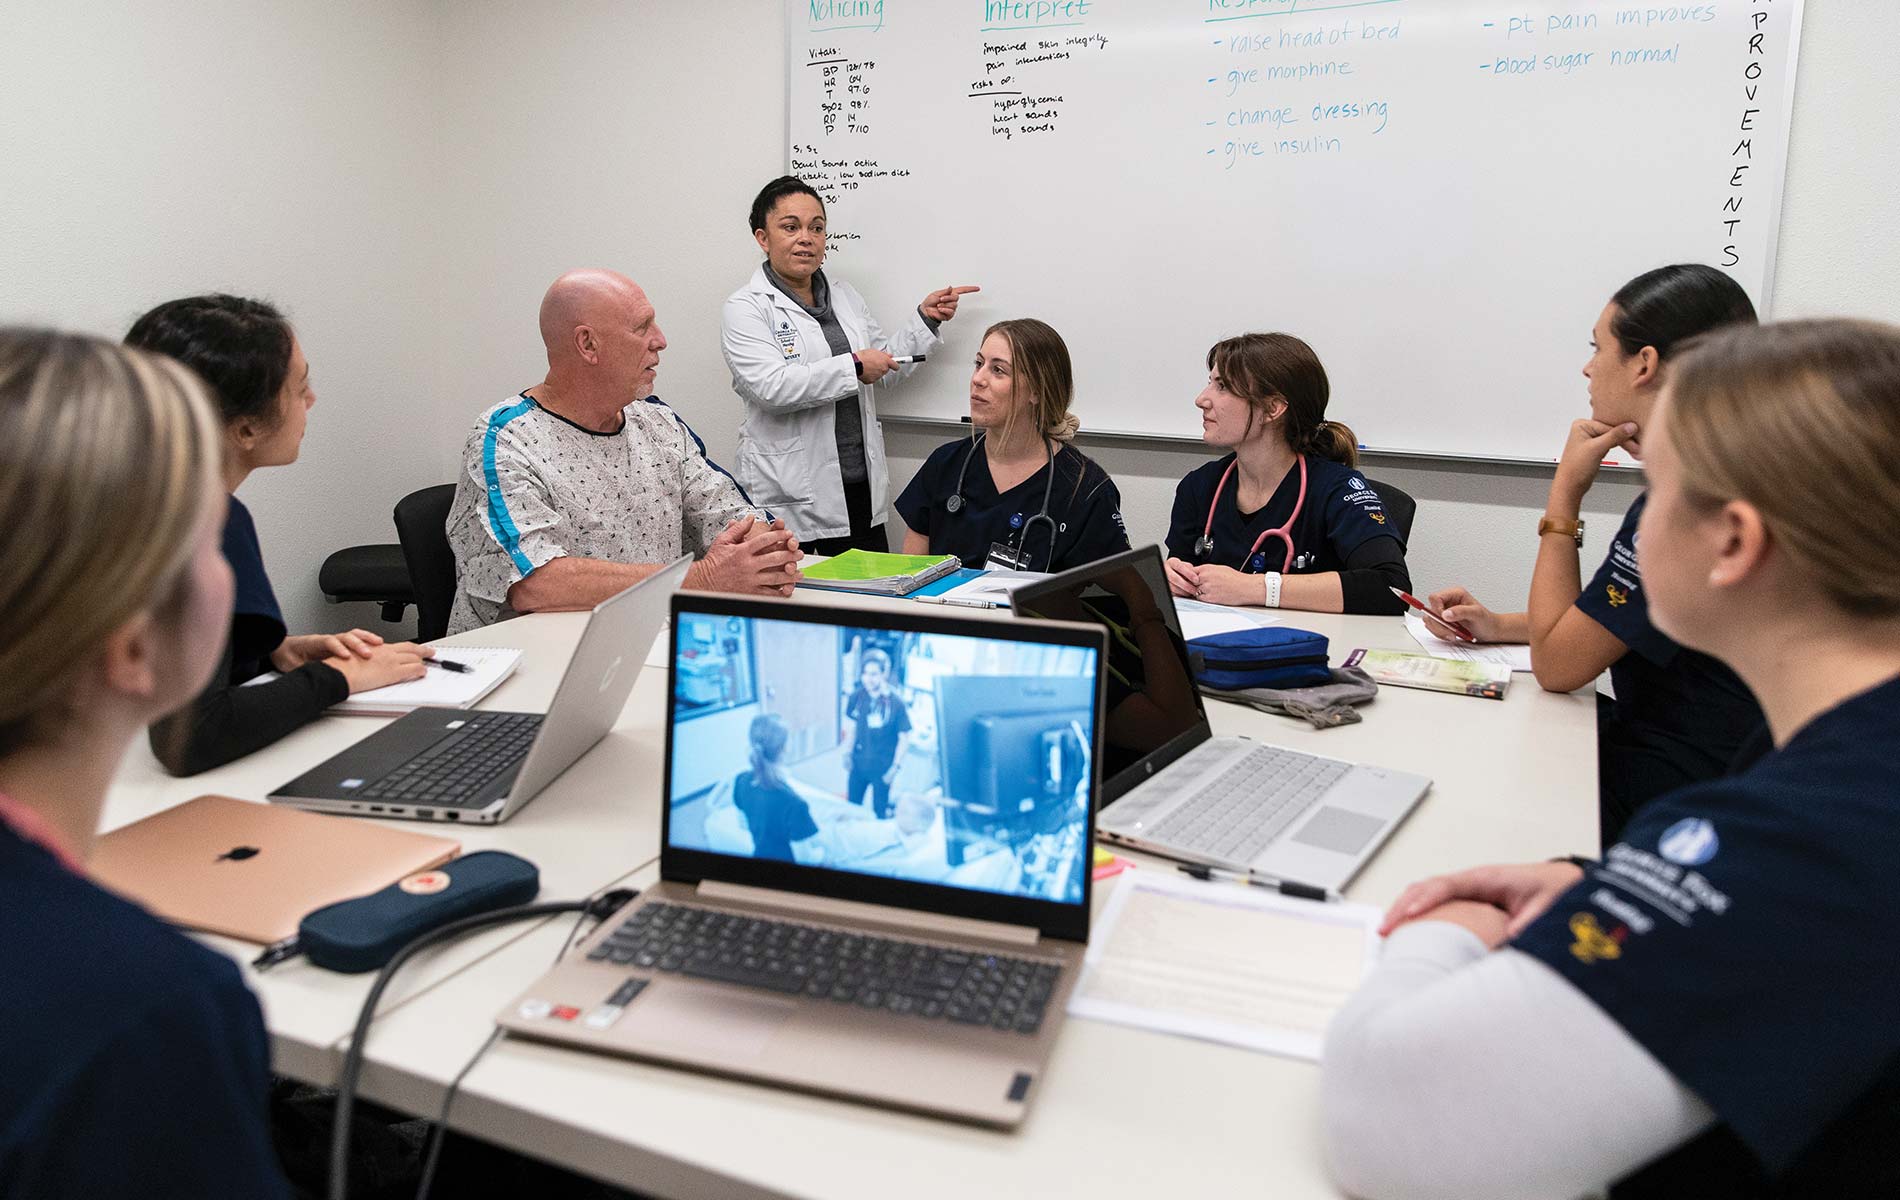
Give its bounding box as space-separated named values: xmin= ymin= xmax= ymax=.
xmin=946 ymin=430 xmax=1057 ymax=571
xmin=1193 ymin=453 xmax=1315 ymax=573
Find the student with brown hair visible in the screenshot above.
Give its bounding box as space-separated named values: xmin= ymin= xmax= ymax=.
xmin=0 ymin=330 xmax=290 ymax=1195
xmin=896 ymin=318 xmax=1129 ymax=573
xmin=1322 ymin=319 xmax=1900 ymax=1199
xmin=1164 ymin=332 xmax=1410 ymax=614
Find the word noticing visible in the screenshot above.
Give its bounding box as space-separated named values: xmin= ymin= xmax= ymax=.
xmin=808 ymin=0 xmax=883 ymax=32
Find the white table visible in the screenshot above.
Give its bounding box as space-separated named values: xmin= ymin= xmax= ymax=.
xmin=102 ymin=601 xmax=1595 ymax=1198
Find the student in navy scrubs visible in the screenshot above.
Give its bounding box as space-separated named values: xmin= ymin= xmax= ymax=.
xmin=1164 ymin=332 xmax=1410 ymax=614
xmin=1421 ymin=266 xmax=1765 ymax=841
xmin=733 ymin=713 xmax=819 ymax=863
xmin=126 ymin=295 xmax=432 ymax=775
xmin=1322 ymin=319 xmax=1900 ymax=1199
xmin=0 ymin=331 xmax=290 ymax=1195
xmin=896 ymin=318 xmax=1129 ymax=574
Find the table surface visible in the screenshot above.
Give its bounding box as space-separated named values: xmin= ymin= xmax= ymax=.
xmin=102 ymin=595 xmax=1597 ymax=1198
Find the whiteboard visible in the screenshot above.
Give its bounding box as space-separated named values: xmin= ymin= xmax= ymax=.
xmin=786 ymin=0 xmax=1802 ymax=465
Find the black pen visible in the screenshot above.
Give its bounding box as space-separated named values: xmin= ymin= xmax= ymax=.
xmin=1177 ymin=862 xmax=1341 ymax=903
xmin=427 ymin=657 xmax=473 ymax=674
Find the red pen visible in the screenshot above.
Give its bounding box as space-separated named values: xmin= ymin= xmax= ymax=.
xmin=1389 ymin=587 xmax=1477 ymax=643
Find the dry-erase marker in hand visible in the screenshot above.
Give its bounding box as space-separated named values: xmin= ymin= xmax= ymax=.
xmin=1389 ymin=587 xmax=1477 ymax=643
xmin=427 ymin=657 xmax=473 ymax=674
xmin=889 ymin=354 xmax=925 ymax=364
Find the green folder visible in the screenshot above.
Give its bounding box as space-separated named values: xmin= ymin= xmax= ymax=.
xmin=797 ymin=549 xmax=962 ymax=596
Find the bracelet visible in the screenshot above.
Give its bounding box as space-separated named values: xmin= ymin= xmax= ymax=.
xmin=851 ymin=352 xmax=864 ymax=381
xmin=1548 ymin=854 xmax=1596 ymax=872
xmin=1263 ymin=571 xmax=1283 ymax=609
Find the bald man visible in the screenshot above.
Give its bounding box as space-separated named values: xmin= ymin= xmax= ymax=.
xmin=445 ymin=270 xmax=801 ymax=633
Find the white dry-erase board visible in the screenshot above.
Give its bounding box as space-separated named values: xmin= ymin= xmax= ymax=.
xmin=786 ymin=0 xmax=1803 ymax=466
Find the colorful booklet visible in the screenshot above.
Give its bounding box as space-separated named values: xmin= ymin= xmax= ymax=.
xmin=796 ymin=549 xmax=962 ymax=596
xmin=1344 ymin=647 xmax=1511 ymax=700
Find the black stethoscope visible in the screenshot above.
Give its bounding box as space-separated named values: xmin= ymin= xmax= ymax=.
xmin=945 ymin=431 xmax=1058 ymax=571
xmin=1192 ymin=454 xmax=1315 ymax=573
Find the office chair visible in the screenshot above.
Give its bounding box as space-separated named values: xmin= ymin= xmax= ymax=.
xmin=1362 ymin=477 xmax=1417 ymax=543
xmin=317 ymin=544 xmax=414 ymax=624
xmin=393 ymin=484 xmax=459 ymax=643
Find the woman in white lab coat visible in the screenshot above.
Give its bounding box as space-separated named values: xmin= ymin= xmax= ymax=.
xmin=721 ymin=175 xmax=978 ymax=556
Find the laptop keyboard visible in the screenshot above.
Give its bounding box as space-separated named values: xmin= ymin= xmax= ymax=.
xmin=591 ymin=902 xmax=1062 ymax=1035
xmin=1146 ymin=744 xmax=1350 ymax=864
xmin=356 ymin=712 xmax=542 ymax=805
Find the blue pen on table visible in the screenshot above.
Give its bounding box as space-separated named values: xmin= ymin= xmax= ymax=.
xmin=1177 ymin=862 xmax=1340 ymax=903
xmin=427 ymin=657 xmax=472 ymax=674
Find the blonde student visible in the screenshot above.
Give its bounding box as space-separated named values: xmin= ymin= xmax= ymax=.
xmin=0 ymin=330 xmax=289 ymax=1195
xmin=1322 ymin=319 xmax=1900 ymax=1198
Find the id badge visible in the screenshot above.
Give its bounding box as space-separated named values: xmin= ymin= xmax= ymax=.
xmin=984 ymin=541 xmax=1027 ymax=572
xmin=774 ymin=321 xmax=800 ymax=360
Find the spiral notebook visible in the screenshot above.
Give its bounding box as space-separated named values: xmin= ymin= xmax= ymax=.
xmin=329 ymin=647 xmax=522 ymax=715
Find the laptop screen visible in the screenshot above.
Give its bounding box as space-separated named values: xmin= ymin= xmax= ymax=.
xmin=662 ymin=598 xmax=1104 ymax=934
xmin=1010 ymin=547 xmax=1212 ymax=802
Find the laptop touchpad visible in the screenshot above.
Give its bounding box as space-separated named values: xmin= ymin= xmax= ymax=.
xmin=635 ymin=987 xmax=795 ymax=1060
xmin=1292 ymin=807 xmax=1385 ymax=856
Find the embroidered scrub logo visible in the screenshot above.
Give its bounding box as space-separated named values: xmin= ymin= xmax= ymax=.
xmin=1605 ymin=584 xmax=1629 ymax=607
xmin=1658 ymin=817 xmax=1720 ymax=866
xmin=1368 ymin=511 xmax=1386 ymax=524
xmin=1567 ymin=912 xmax=1625 ymax=964
xmin=1349 ymin=477 xmax=1365 ymax=489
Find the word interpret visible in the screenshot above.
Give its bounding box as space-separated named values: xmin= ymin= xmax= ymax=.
xmin=983 ymin=0 xmax=1091 ymax=26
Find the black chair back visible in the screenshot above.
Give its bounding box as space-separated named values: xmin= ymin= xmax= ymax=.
xmin=394 ymin=484 xmax=459 ymax=642
xmin=1362 ymin=476 xmax=1417 ymax=544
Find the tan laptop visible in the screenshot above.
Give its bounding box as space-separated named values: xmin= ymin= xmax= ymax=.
xmin=499 ymin=594 xmax=1108 ymax=1128
xmin=90 ymin=795 xmax=460 ymax=943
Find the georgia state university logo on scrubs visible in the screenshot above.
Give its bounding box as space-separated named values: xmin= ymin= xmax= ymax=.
xmin=1567 ymin=912 xmax=1625 ymax=964
xmin=1658 ymin=817 xmax=1720 ymax=866
xmin=1605 ymin=584 xmax=1629 ymax=607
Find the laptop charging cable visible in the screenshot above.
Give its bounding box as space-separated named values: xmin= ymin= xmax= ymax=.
xmin=246 ymin=848 xmax=636 ymax=1200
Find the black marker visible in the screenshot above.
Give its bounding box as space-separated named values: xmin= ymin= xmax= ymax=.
xmin=427 ymin=657 xmax=473 ymax=674
xmin=1177 ymin=862 xmax=1339 ymax=903
xmin=889 ymin=354 xmax=925 ymax=364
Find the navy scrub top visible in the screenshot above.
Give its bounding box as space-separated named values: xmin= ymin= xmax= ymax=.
xmin=1574 ymin=492 xmax=1767 ymax=831
xmin=1512 ymin=674 xmax=1900 ymax=1195
xmin=1165 ymin=453 xmax=1401 ymax=574
xmin=222 ymin=494 xmax=290 ymax=682
xmin=895 ymin=436 xmax=1129 ymax=573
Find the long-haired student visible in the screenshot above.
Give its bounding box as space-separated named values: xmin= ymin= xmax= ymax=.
xmin=1164 ymin=332 xmax=1410 ymax=614
xmin=895 ymin=318 xmax=1128 ymax=574
xmin=1323 ymin=319 xmax=1900 ymax=1199
xmin=1422 ymin=266 xmax=1765 ymax=840
xmin=0 ymin=330 xmax=289 ymax=1195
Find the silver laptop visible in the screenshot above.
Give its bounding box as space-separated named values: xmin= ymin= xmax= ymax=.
xmin=499 ymin=594 xmax=1107 ymax=1127
xmin=1012 ymin=546 xmax=1429 ymax=894
xmin=271 ymin=556 xmax=688 ymax=825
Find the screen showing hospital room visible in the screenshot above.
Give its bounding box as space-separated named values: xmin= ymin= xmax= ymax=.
xmin=667 ymin=613 xmax=1099 ymax=907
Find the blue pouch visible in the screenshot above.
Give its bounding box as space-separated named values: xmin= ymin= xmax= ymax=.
xmin=297 ymin=850 xmax=540 ymax=973
xmin=1187 ymin=626 xmax=1332 ymax=691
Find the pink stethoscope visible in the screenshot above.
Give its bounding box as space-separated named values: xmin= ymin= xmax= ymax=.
xmin=1192 ymin=454 xmax=1314 ymax=573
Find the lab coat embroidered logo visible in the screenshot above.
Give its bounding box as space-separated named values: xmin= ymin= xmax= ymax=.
xmin=1567 ymin=912 xmax=1625 ymax=964
xmin=1605 ymin=584 xmax=1629 ymax=607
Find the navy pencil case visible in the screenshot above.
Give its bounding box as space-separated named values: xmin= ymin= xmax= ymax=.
xmin=298 ymin=850 xmax=541 ymax=974
xmin=1186 ymin=626 xmax=1332 ymax=691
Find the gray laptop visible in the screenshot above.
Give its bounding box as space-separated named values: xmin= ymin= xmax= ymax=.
xmin=1012 ymin=546 xmax=1429 ymax=894
xmin=499 ymin=593 xmax=1107 ymax=1127
xmin=270 ymin=556 xmax=688 ymax=825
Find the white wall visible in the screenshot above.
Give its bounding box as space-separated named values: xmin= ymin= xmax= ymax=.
xmin=0 ymin=0 xmax=446 ymax=638
xmin=3 ymin=0 xmax=1896 ymax=636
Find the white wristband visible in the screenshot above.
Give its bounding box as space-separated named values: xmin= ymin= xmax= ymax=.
xmin=1263 ymin=571 xmax=1283 ymax=609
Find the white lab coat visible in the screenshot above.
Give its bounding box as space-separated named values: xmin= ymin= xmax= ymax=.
xmin=721 ymin=265 xmax=941 ymax=541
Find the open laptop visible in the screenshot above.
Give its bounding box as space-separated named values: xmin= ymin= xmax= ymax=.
xmin=1011 ymin=545 xmax=1429 ymax=894
xmin=271 ymin=555 xmax=689 ymax=825
xmin=499 ymin=594 xmax=1107 ymax=1127
xmin=90 ymin=794 xmax=460 ymax=943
